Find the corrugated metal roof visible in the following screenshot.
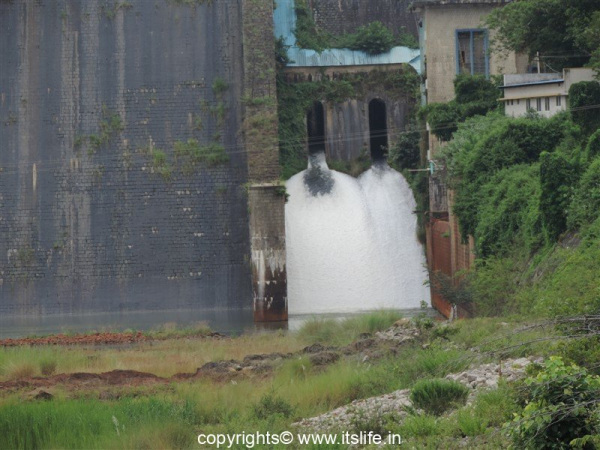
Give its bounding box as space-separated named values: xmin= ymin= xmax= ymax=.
xmin=500 ymin=79 xmax=564 ymax=89
xmin=411 ymin=0 xmax=510 ymax=6
xmin=273 ymin=0 xmax=421 ymax=73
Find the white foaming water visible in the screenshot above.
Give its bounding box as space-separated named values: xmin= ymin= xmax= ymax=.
xmin=286 ymin=153 xmax=430 ymax=314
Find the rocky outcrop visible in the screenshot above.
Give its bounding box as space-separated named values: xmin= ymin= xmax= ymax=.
xmin=294 ymin=357 xmax=540 ymax=433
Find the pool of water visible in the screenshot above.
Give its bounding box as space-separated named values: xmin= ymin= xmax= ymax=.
xmin=0 ymin=307 xmax=443 ymax=339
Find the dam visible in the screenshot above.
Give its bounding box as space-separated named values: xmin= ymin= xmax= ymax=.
xmin=0 ymin=0 xmax=427 ymax=327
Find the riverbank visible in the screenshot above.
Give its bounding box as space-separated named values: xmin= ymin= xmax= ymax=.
xmin=0 ymin=311 xmax=577 ymax=449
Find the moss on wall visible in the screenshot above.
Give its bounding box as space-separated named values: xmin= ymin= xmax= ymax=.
xmin=277 ymin=68 xmax=419 ymax=179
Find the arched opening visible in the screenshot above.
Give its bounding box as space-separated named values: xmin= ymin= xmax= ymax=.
xmin=369 ymin=98 xmax=388 ymax=161
xmin=307 ymin=101 xmax=325 ymax=155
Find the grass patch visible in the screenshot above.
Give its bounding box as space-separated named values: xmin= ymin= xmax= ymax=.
xmin=297 ymin=310 xmax=403 ymax=346
xmin=39 ymin=359 xmax=57 ymax=377
xmin=0 ymin=315 xmax=554 ymax=449
xmin=0 ymin=396 xmax=199 ymax=450
xmin=410 ymin=378 xmax=470 ymax=416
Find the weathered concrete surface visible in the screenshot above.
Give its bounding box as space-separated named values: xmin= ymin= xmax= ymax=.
xmin=248 ymin=185 xmax=287 ymax=322
xmin=311 ymin=0 xmax=418 ymax=40
xmin=243 ymin=0 xmax=287 ymax=322
xmin=0 ymin=0 xmax=253 ymax=315
xmin=281 ymin=66 xmax=415 ymax=161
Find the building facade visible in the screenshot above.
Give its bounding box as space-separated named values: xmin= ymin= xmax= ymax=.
xmin=412 ymin=0 xmax=528 ymax=317
xmin=502 ymin=68 xmax=596 ymax=118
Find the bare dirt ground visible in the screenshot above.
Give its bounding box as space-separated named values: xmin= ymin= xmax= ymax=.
xmin=0 ymin=331 xmax=225 ymax=347
xmin=0 ymin=320 xmax=420 ymax=396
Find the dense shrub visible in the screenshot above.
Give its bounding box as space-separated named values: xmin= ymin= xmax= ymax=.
xmin=516 ymin=219 xmax=600 ymax=317
xmin=410 ymin=379 xmax=469 ymax=416
xmin=252 ymin=393 xmax=295 ymax=420
xmin=420 ymin=102 xmax=461 ymax=142
xmin=568 ymin=157 xmax=600 ymax=230
xmin=586 ymin=129 xmax=600 ymax=160
xmin=469 ymin=251 xmax=528 ymax=316
xmin=452 ymin=115 xmax=572 ymax=239
xmin=569 ymin=81 xmax=600 ymax=135
xmin=454 ymin=74 xmax=500 ymax=106
xmin=348 ymin=22 xmax=396 ymax=54
xmin=474 ymin=164 xmax=543 ymax=257
xmin=421 ymin=76 xmax=500 ymax=142
xmin=388 ymin=128 xmax=420 ymax=170
xmin=294 ymin=1 xmax=411 ymax=55
xmin=506 ymin=357 xmax=600 ymax=449
xmin=539 ymin=151 xmax=579 ymax=240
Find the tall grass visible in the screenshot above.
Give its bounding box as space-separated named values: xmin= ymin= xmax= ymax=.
xmin=410 ymin=378 xmax=469 ymax=416
xmin=0 ymin=331 xmax=304 ymax=380
xmin=297 ymin=310 xmax=404 ymax=346
xmin=0 ymin=315 xmax=539 ymax=450
xmin=0 ymin=396 xmax=199 ymax=450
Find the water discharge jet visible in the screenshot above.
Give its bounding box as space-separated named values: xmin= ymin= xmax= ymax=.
xmin=286 ymin=153 xmax=430 ymax=314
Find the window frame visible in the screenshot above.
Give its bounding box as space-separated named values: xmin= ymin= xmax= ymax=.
xmin=455 ymin=29 xmax=490 ymax=77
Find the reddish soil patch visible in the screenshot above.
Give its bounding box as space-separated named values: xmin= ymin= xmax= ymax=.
xmin=0 ymin=370 xmax=167 ymax=392
xmin=0 ymin=331 xmax=225 ymax=347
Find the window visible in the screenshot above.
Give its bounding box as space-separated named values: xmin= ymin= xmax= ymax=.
xmin=517 ymin=99 xmax=520 ymax=105
xmin=545 ymin=97 xmax=550 ymax=111
xmin=556 ymin=96 xmax=562 ymax=107
xmin=456 ymin=29 xmax=489 ymax=76
xmin=526 ymin=99 xmax=531 ymax=110
xmin=536 ymin=98 xmax=542 ymax=111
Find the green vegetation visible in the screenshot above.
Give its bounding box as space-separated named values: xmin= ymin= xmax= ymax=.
xmin=151 ymin=150 xmax=172 ymax=181
xmin=506 ymin=357 xmax=600 ymax=449
xmin=100 ymin=1 xmax=132 ymax=19
xmin=296 ymin=310 xmax=403 ymax=347
xmin=429 ymin=72 xmax=600 ymax=323
xmin=76 ymin=106 xmax=124 ymax=155
xmin=211 ymin=77 xmax=228 ymax=99
xmin=410 ymin=378 xmax=469 ymax=416
xmin=569 ymin=81 xmax=600 ymax=134
xmin=485 ymin=0 xmax=600 ymax=73
xmin=277 ymin=69 xmax=419 ymax=179
xmin=1 ymin=313 xmax=592 ymax=449
xmin=167 ymin=0 xmax=213 ymax=7
xmin=173 ymin=139 xmax=229 ymax=174
xmin=419 ymin=75 xmax=501 ymax=142
xmin=293 ymin=0 xmax=417 ymax=54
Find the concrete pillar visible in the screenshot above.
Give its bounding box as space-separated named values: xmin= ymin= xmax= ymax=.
xmin=242 ymin=0 xmax=287 ymax=321
xmin=248 ymin=185 xmax=287 ymax=321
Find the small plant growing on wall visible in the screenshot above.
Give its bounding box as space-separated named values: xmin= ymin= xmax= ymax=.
xmin=76 ymin=106 xmax=124 ymax=155
xmin=151 ymin=149 xmax=172 ymax=181
xmin=212 ymin=78 xmax=228 ymax=99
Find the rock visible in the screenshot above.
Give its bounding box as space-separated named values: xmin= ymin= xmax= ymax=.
xmin=348 ymin=338 xmax=377 ymax=352
xmin=303 ymin=343 xmax=335 ymax=354
xmin=309 ymin=351 xmax=340 ymax=366
xmin=394 ymin=318 xmax=412 ymax=328
xmin=33 ymin=390 xmax=53 ymax=401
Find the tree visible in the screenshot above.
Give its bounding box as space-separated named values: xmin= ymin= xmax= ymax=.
xmin=486 ymin=0 xmax=600 ymax=72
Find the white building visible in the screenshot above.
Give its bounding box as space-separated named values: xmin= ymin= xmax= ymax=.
xmin=500 ymin=68 xmax=596 ymax=118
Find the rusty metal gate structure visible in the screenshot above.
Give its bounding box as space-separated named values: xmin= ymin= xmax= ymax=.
xmin=426 ymin=213 xmax=474 ymax=319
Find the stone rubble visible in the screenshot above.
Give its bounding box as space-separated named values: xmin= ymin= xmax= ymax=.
xmin=445 ymin=357 xmax=542 ymax=390
xmin=294 ymin=356 xmax=540 ymax=433
xmin=293 ymin=389 xmax=412 ymax=433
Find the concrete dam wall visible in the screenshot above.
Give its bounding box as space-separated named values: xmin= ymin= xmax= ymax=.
xmin=0 ymin=0 xmax=261 ymax=315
